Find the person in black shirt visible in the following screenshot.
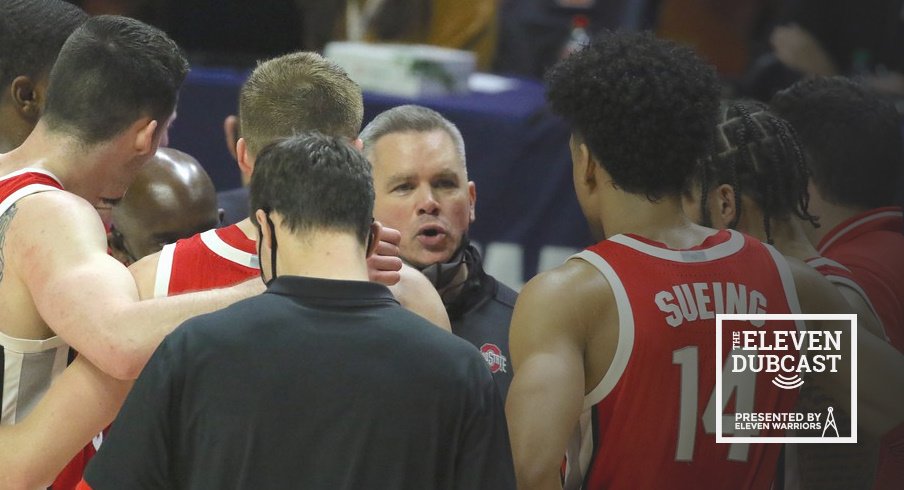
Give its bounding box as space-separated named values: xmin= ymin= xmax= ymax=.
xmin=360 ymin=105 xmax=518 ymax=400
xmin=81 ymin=133 xmax=515 ymax=490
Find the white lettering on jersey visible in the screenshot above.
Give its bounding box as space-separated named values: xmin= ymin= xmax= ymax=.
xmin=655 ymin=282 xmax=767 ymax=328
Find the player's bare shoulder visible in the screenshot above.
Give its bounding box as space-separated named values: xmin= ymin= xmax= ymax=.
xmin=389 ymin=263 xmax=451 ymax=331
xmin=786 ymin=256 xmax=849 ymax=314
xmin=5 ymin=190 xmax=106 ymax=273
xmin=129 ymin=249 xmax=164 ymax=300
xmin=514 ymin=257 xmax=613 ymax=340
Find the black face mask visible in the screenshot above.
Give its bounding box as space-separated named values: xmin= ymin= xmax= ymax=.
xmin=417 ymin=236 xmax=473 ymax=292
xmin=256 ymin=209 xmax=278 ymax=287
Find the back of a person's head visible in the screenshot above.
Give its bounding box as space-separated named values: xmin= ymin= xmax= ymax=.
xmin=250 ymin=132 xmax=374 ymax=243
xmin=770 ymin=76 xmax=904 ymax=209
xmin=42 ymin=15 xmax=189 ymax=146
xmin=0 ymin=0 xmax=87 ymax=88
xmin=696 ymin=100 xmax=817 ymax=240
xmin=239 ymin=52 xmax=364 ymax=157
xmin=359 ymin=104 xmax=466 ymax=167
xmin=112 ymin=148 xmax=219 ymax=262
xmin=119 ymin=147 xmax=217 ymax=218
xmin=546 ymin=30 xmax=720 ymax=200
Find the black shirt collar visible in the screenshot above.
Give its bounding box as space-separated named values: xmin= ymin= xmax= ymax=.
xmin=266 ymin=275 xmax=398 ymax=306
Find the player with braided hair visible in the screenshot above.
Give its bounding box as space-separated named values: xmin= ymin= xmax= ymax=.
xmin=684 ymin=100 xmax=884 ymax=338
xmin=507 ymin=31 xmax=904 ymax=490
xmin=684 ymin=100 xmax=889 ymax=488
xmin=687 ymin=100 xmax=817 ymax=244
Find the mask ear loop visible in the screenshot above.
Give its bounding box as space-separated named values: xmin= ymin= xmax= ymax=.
xmin=256 ymin=208 xmax=278 ymax=286
xmin=365 ymin=217 xmax=375 ymax=257
xmin=266 ymin=212 xmax=278 ymax=282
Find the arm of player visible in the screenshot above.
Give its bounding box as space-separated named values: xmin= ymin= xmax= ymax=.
xmin=389 ymin=264 xmax=452 ymax=331
xmin=835 ymin=284 xmax=887 ymax=340
xmin=506 ymin=263 xmax=597 ymax=490
xmin=792 ymin=261 xmax=904 ymax=436
xmin=128 ymin=250 xmax=162 ymax=300
xmin=14 ymin=192 xmax=261 ymax=380
xmin=0 ymin=356 xmax=130 ymax=490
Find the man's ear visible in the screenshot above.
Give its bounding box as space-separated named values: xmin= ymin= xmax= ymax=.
xmin=467 ymin=181 xmax=477 ymax=222
xmin=714 ymin=183 xmax=738 ymax=228
xmin=237 ymin=137 xmax=254 ymax=184
xmin=223 ymin=115 xmax=239 ymax=160
xmin=255 ymin=209 xmax=272 ymax=251
xmin=578 ymin=142 xmax=598 ymax=191
xmin=133 ymin=118 xmax=158 ymax=155
xmin=352 ymin=137 xmax=364 ymax=151
xmin=365 ymin=220 xmax=381 ymax=258
xmin=11 ymin=76 xmax=42 ymax=123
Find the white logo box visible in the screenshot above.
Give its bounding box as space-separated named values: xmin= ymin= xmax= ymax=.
xmin=715 ymin=313 xmax=857 ymax=444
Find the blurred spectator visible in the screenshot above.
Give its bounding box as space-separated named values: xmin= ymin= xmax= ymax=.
xmin=333 ymin=0 xmax=499 ymax=71
xmin=69 ymin=0 xmax=310 ymax=64
xmin=655 ymin=0 xmax=781 ymax=79
xmin=745 ymin=0 xmax=904 ymax=100
xmin=495 ymin=0 xmax=657 ymax=78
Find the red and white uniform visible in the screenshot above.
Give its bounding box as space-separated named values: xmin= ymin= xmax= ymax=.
xmin=805 ymin=256 xmax=885 ymax=340
xmin=153 ymin=224 xmax=258 ymax=297
xmin=0 ymin=169 xmax=99 ymax=490
xmin=563 ymin=230 xmax=802 ymax=490
xmin=817 ymin=207 xmax=903 ymax=351
xmin=0 ymin=169 xmax=69 ymax=425
xmin=816 ymin=207 xmax=904 ymax=489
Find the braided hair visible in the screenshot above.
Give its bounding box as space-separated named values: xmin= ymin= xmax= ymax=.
xmin=694 ymin=100 xmax=819 ymax=244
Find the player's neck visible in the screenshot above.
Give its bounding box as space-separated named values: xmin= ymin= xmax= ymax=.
xmin=0 ymin=123 xmax=112 ymax=199
xmin=235 ymin=218 xmax=259 ymax=240
xmin=801 ymin=191 xmax=867 ymax=247
xmin=751 ymin=217 xmax=818 ymax=261
xmin=599 ymin=193 xmax=708 ymax=248
xmin=271 ymin=231 xmax=370 ymax=282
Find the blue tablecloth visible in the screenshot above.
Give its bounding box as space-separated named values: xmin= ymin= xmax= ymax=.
xmin=169 ymin=67 xmax=592 ymax=286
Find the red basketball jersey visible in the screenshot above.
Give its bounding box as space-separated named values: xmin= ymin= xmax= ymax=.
xmin=564 ymin=230 xmax=802 ymax=490
xmin=0 ymin=169 xmax=104 ymax=490
xmin=816 ymin=208 xmax=904 ymax=490
xmin=817 ymin=207 xmax=904 ymax=352
xmin=153 ymin=224 xmax=258 ymax=297
xmin=805 ymin=256 xmax=885 ymax=340
xmin=0 ymin=168 xmax=63 ymax=210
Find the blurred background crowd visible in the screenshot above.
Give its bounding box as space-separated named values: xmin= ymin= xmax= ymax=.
xmin=67 ymin=0 xmax=904 ymax=102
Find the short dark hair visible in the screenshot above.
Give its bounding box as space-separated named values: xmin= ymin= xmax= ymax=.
xmin=250 ymin=132 xmax=374 ymax=243
xmin=239 ymin=52 xmax=364 ymax=157
xmin=546 ymin=31 xmax=720 ymax=200
xmin=360 ymin=104 xmax=466 ymax=170
xmin=770 ymin=76 xmax=904 ymax=209
xmin=694 ymin=100 xmax=818 ymax=243
xmin=42 ymin=15 xmax=189 ymax=145
xmin=0 ymin=0 xmax=87 ymax=88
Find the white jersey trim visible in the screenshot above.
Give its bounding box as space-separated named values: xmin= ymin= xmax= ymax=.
xmin=0 ymin=330 xmax=66 ymax=354
xmin=199 ymin=229 xmax=259 ymax=269
xmin=154 ymin=243 xmax=177 ymax=298
xmin=0 ymin=167 xmax=63 ymax=184
xmin=0 ymin=183 xmax=62 ymax=217
xmin=818 ymin=209 xmax=904 ymax=254
xmin=607 ymin=229 xmax=745 ymax=263
xmin=764 ymin=245 xmax=805 ymax=333
xmin=570 ymin=250 xmax=635 ymax=410
xmin=563 ymin=410 xmax=594 ymax=490
xmin=2 ymin=350 xmax=23 ymax=424
xmin=805 ymin=256 xmax=849 ymax=271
